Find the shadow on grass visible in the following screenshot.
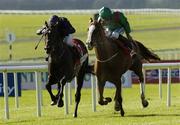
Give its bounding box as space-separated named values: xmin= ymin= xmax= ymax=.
xmin=2 ymin=119 xmax=36 ymax=124
xmin=126 ymin=113 xmax=180 ymax=117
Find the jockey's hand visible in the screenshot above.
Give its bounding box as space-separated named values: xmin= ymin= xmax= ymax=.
xmin=36 ymin=29 xmax=43 ymax=35
xmin=36 ymin=26 xmax=46 ymax=35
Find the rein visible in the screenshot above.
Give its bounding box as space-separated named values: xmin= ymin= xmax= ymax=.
xmin=96 ymin=51 xmax=120 ymax=63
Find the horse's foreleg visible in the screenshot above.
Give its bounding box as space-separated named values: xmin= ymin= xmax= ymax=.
xmin=46 ymin=76 xmax=57 ymax=106
xmin=57 ymin=77 xmax=66 ymax=108
xmin=114 ymin=80 xmax=124 ymax=116
xmin=97 ymin=79 xmax=108 ymax=105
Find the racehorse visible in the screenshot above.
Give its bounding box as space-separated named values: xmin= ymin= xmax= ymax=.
xmin=86 ymin=18 xmax=160 ymax=116
xmin=38 ymin=21 xmax=92 ymax=118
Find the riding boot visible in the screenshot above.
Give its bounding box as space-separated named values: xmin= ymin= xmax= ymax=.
xmin=118 ymin=35 xmax=137 ymax=58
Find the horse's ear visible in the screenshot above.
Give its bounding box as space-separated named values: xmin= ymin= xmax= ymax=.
xmin=89 ymin=18 xmax=93 ymax=23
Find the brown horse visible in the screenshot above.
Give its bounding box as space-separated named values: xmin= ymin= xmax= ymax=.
xmin=86 ymin=19 xmax=160 ymax=116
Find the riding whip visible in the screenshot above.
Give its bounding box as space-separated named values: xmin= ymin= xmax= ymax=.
xmin=35 ymin=34 xmax=44 ymax=50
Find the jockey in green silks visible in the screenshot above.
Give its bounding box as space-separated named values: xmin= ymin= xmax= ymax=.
xmin=97 ymin=6 xmax=136 ymax=57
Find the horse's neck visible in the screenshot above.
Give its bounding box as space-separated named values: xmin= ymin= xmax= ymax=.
xmin=94 ymin=37 xmax=117 ymax=60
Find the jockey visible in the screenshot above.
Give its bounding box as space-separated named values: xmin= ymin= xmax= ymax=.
xmin=37 ymin=15 xmax=80 ymax=62
xmin=98 ymin=6 xmax=136 ymax=57
xmin=49 ymin=15 xmax=80 ymax=63
xmin=48 ymin=15 xmax=76 ymax=47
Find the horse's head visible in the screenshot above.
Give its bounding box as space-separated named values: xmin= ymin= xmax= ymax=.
xmin=44 ymin=20 xmax=65 ymax=54
xmin=86 ymin=18 xmax=106 ymax=50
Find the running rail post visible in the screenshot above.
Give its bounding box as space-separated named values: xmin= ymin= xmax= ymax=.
xmin=3 ymin=71 xmax=9 ymax=119
xmin=14 ymin=72 xmax=19 ymax=108
xmin=158 ymin=69 xmax=162 ymax=99
xmin=91 ymin=75 xmax=96 ymax=112
xmin=167 ymin=68 xmax=171 ymax=107
xmin=68 ymin=82 xmax=72 ymax=105
xmin=141 ymin=68 xmax=146 ymax=93
xmin=64 ymin=83 xmax=69 ymax=115
xmin=35 ymin=71 xmax=41 ymax=117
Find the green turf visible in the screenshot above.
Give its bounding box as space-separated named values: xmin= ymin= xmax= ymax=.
xmin=0 ymin=13 xmax=180 ymax=61
xmin=0 ymin=84 xmax=180 ymax=125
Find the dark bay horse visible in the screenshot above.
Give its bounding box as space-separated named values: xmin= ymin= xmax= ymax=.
xmin=40 ymin=21 xmax=92 ymax=117
xmin=86 ymin=19 xmax=160 ymax=116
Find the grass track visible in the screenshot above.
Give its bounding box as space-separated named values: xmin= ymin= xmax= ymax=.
xmin=0 ymin=14 xmax=180 ymax=60
xmin=0 ymin=84 xmax=180 ymax=125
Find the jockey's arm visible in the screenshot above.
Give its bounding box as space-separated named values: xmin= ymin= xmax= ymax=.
xmin=126 ymin=32 xmax=133 ymax=40
xmin=123 ymin=22 xmax=133 ymax=40
xmin=119 ymin=13 xmax=133 ymax=40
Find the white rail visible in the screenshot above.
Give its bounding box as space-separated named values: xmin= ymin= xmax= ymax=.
xmin=0 ymin=64 xmax=47 ymax=119
xmin=143 ymin=62 xmax=180 ymax=107
xmin=0 ymin=63 xmax=97 ymax=119
xmin=1 ymin=62 xmax=180 ymax=119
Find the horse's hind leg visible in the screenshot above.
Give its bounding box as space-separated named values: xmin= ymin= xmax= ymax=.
xmin=73 ymin=72 xmax=84 ymax=118
xmin=55 ymin=82 xmax=61 ymax=100
xmin=114 ymin=80 xmax=124 ymax=116
xmin=138 ymin=72 xmax=149 ymax=108
xmin=46 ymin=75 xmax=58 ymax=106
xmin=130 ymin=61 xmax=149 ymax=108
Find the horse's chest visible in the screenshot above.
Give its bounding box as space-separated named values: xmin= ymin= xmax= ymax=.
xmin=96 ymin=62 xmax=118 ymax=75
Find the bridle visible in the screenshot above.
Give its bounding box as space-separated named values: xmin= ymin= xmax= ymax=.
xmin=87 ymin=20 xmax=120 ymax=63
xmin=36 ymin=21 xmax=65 ymax=59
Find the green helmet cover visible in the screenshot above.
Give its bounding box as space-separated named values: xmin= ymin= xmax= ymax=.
xmin=99 ymin=7 xmax=112 ymax=20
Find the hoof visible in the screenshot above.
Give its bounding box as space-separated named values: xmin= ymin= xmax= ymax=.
xmin=114 ymin=106 xmax=121 ymax=111
xmin=105 ymin=97 xmax=112 ymax=103
xmin=114 ymin=101 xmax=120 ymax=111
xmin=142 ymin=100 xmax=149 ymax=108
xmin=51 ymin=101 xmax=57 ymax=106
xmin=57 ymin=100 xmax=64 ymax=107
xmin=120 ymin=110 xmax=125 ymax=117
xmin=98 ymin=100 xmax=108 ymax=105
xmin=73 ymin=113 xmax=77 ymax=118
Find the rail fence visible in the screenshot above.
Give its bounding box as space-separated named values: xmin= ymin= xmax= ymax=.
xmin=0 ymin=62 xmax=180 ymax=119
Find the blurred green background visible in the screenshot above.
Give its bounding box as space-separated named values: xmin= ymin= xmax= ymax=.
xmin=0 ymin=13 xmax=180 ymax=61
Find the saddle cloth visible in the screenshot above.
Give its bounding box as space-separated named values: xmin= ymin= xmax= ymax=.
xmin=72 ymin=39 xmax=88 ymax=65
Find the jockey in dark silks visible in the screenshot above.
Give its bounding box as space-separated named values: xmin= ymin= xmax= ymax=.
xmin=37 ymin=15 xmax=76 ymax=47
xmin=97 ymin=7 xmax=136 ymax=57
xmin=37 ymin=15 xmax=80 ymax=61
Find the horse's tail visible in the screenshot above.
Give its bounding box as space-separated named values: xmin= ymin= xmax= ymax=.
xmin=135 ymin=41 xmax=161 ymax=61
